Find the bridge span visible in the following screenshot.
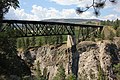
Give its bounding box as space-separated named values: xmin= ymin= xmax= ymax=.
xmin=1 ymin=20 xmax=103 ymax=37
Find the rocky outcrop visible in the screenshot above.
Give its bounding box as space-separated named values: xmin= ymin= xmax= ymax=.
xmin=20 ymin=45 xmax=70 ymax=80
xmin=19 ymin=40 xmax=120 ymax=80
xmin=77 ymin=41 xmax=119 ymax=80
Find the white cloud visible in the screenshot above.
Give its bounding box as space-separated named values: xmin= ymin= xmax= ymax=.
xmin=113 ymin=2 xmax=120 ymax=13
xmin=114 ymin=8 xmax=120 ymax=13
xmin=5 ymin=5 xmax=96 ymax=20
xmin=5 ymin=8 xmax=39 ymax=20
xmin=50 ymin=0 xmax=118 ymax=9
xmin=50 ymin=0 xmax=81 ymax=5
xmin=50 ymin=0 xmax=93 ymax=7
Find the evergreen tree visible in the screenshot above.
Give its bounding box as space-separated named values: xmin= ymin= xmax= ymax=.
xmin=26 ymin=37 xmax=30 ymax=48
xmin=59 ymin=35 xmax=63 ymax=44
xmin=43 ymin=67 xmax=48 ymax=80
xmin=35 ymin=61 xmax=48 ymax=80
xmin=38 ymin=38 xmax=42 ymax=46
xmin=108 ymin=30 xmax=115 ymax=41
xmin=31 ymin=37 xmax=36 ymax=47
xmin=66 ymin=74 xmax=76 ymax=80
xmin=116 ymin=27 xmax=120 ymax=37
xmin=113 ymin=63 xmax=120 ymax=79
xmin=44 ymin=36 xmax=48 ymax=44
xmin=36 ymin=61 xmax=42 ymax=79
xmin=76 ymin=0 xmax=117 ymax=16
xmin=17 ymin=38 xmax=22 ymax=49
xmin=53 ymin=64 xmax=66 ymax=80
xmin=21 ymin=38 xmax=26 ymax=49
xmin=114 ymin=19 xmax=120 ymax=30
xmin=98 ymin=65 xmax=106 ymax=80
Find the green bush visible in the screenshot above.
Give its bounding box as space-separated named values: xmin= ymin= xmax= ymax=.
xmin=116 ymin=27 xmax=120 ymax=37
xmin=53 ymin=64 xmax=66 ymax=80
xmin=66 ymin=74 xmax=76 ymax=80
xmin=113 ymin=63 xmax=120 ymax=79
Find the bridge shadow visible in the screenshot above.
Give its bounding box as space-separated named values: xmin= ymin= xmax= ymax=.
xmin=71 ymin=45 xmax=79 ymax=78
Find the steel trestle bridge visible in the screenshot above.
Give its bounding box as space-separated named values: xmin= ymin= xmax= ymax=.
xmin=1 ymin=20 xmax=103 ymax=40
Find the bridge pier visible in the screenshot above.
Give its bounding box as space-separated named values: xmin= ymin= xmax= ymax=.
xmin=67 ymin=35 xmax=76 ymax=48
xmin=67 ymin=35 xmax=79 ymax=78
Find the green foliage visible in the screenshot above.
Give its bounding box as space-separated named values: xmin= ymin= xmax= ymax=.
xmin=101 ymin=31 xmax=105 ymax=40
xmin=114 ymin=19 xmax=120 ymax=30
xmin=53 ymin=64 xmax=66 ymax=80
xmin=31 ymin=37 xmax=36 ymax=47
xmin=0 ymin=0 xmax=31 ymax=78
xmin=0 ymin=0 xmax=19 ymax=13
xmin=43 ymin=67 xmax=48 ymax=78
xmin=0 ymin=0 xmax=19 ymax=21
xmin=17 ymin=38 xmax=22 ymax=48
xmin=113 ymin=63 xmax=120 ymax=79
xmin=35 ymin=61 xmax=48 ymax=80
xmin=90 ymin=36 xmax=96 ymax=42
xmin=36 ymin=61 xmax=42 ymax=78
xmin=98 ymin=65 xmax=106 ymax=80
xmin=116 ymin=27 xmax=120 ymax=37
xmin=38 ymin=38 xmax=42 ymax=46
xmin=36 ymin=61 xmax=44 ymax=80
xmin=0 ymin=26 xmax=17 ymax=55
xmin=66 ymin=74 xmax=76 ymax=80
xmin=108 ymin=30 xmax=115 ymax=41
xmin=22 ymin=38 xmax=26 ymax=49
xmin=0 ymin=26 xmax=31 ymax=77
xmin=100 ymin=19 xmax=120 ymax=30
xmin=26 ymin=37 xmax=30 ymax=48
xmin=43 ymin=35 xmax=63 ymax=45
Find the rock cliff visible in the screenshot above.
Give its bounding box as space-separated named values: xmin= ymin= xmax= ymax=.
xmin=19 ymin=40 xmax=120 ymax=80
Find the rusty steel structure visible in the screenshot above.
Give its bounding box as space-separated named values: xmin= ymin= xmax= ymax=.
xmin=1 ymin=20 xmax=103 ymax=40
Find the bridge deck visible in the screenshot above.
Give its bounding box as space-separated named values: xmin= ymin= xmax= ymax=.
xmin=2 ymin=20 xmax=103 ymax=28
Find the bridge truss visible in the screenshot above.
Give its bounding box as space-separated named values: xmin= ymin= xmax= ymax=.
xmin=1 ymin=20 xmax=103 ymax=41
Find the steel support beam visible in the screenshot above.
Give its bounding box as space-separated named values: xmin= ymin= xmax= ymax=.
xmin=1 ymin=20 xmax=103 ymax=39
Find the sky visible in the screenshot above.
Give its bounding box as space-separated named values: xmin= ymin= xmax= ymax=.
xmin=5 ymin=0 xmax=120 ymax=21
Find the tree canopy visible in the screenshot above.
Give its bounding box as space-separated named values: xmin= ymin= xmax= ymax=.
xmin=0 ymin=0 xmax=19 ymax=20
xmin=76 ymin=0 xmax=117 ymax=16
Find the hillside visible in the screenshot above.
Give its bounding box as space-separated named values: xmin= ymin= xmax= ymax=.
xmin=42 ymin=19 xmax=101 ymax=24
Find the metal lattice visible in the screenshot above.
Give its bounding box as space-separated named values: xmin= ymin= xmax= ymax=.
xmin=1 ymin=20 xmax=103 ymax=39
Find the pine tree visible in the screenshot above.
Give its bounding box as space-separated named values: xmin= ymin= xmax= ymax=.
xmin=36 ymin=61 xmax=42 ymax=79
xmin=21 ymin=38 xmax=26 ymax=49
xmin=38 ymin=38 xmax=42 ymax=46
xmin=53 ymin=64 xmax=66 ymax=80
xmin=113 ymin=63 xmax=120 ymax=79
xmin=116 ymin=27 xmax=120 ymax=37
xmin=17 ymin=38 xmax=22 ymax=49
xmin=31 ymin=37 xmax=36 ymax=47
xmin=66 ymin=74 xmax=76 ymax=80
xmin=98 ymin=65 xmax=105 ymax=80
xmin=114 ymin=19 xmax=120 ymax=30
xmin=26 ymin=37 xmax=30 ymax=48
xmin=43 ymin=67 xmax=48 ymax=80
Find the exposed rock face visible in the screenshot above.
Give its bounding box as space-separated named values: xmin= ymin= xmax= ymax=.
xmin=77 ymin=41 xmax=119 ymax=80
xmin=20 ymin=45 xmax=70 ymax=80
xmin=19 ymin=40 xmax=120 ymax=80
